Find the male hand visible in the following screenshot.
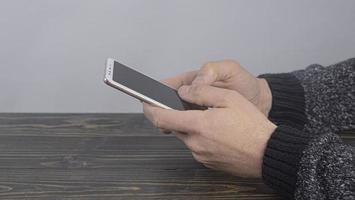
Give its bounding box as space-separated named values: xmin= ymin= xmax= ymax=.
xmin=143 ymin=85 xmax=276 ymax=178
xmin=161 ymin=60 xmax=272 ymax=116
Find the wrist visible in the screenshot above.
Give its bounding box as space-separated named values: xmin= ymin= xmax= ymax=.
xmin=256 ymin=78 xmax=272 ymax=116
xmin=257 ymin=73 xmax=307 ymax=130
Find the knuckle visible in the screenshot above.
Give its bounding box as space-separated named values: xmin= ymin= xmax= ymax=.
xmin=224 ymin=59 xmax=240 ymax=67
xmin=189 ymin=85 xmax=202 ymax=96
xmin=201 ymin=62 xmax=216 ymax=74
xmin=202 ymin=61 xmax=214 ymax=69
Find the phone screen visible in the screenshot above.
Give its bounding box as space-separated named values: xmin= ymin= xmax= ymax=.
xmin=112 ymin=61 xmax=204 ymax=110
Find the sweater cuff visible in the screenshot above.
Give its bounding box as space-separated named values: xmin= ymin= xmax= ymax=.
xmin=258 ymin=73 xmax=307 ymax=130
xmin=262 ymin=125 xmax=313 ymax=199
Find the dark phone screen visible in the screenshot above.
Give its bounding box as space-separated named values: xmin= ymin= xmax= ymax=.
xmin=112 ymin=61 xmax=204 ymax=110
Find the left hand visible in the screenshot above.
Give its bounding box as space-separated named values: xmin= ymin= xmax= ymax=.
xmin=143 ymin=85 xmax=276 ymax=178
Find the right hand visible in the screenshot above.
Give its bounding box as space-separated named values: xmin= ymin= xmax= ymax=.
xmin=162 ymin=60 xmax=272 ymax=116
xmin=143 ymin=84 xmax=276 ymax=178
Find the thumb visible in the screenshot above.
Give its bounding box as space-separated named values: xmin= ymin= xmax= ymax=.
xmin=191 ymin=67 xmax=217 ymax=86
xmin=178 ymin=85 xmax=236 ymax=108
xmin=192 ymin=60 xmax=238 ymax=86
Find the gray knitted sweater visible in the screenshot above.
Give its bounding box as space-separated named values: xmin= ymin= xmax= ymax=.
xmin=259 ymin=58 xmax=355 ymax=199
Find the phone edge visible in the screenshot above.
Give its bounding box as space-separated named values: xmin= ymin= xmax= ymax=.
xmin=103 ymin=58 xmax=173 ymax=110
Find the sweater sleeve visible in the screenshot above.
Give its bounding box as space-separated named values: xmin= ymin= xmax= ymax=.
xmin=260 ymin=58 xmax=355 ymax=133
xmin=259 ymin=58 xmax=355 ymax=199
xmin=263 ymin=125 xmax=354 ymax=199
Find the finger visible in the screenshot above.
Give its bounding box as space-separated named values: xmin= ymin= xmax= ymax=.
xmin=174 ymin=131 xmax=188 ymax=142
xmin=143 ymin=103 xmax=203 ymax=133
xmin=178 ymin=85 xmax=237 ymax=108
xmin=142 ymin=103 xmax=172 ymax=134
xmin=175 ymin=132 xmax=196 ymax=154
xmin=161 ymin=71 xmax=198 ymax=89
xmin=192 ymin=60 xmax=240 ymax=85
xmin=175 ymin=132 xmax=204 ymax=154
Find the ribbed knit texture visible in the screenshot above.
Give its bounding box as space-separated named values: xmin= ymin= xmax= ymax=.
xmin=259 ymin=58 xmax=355 ymax=199
xmin=258 ymin=73 xmax=307 ymax=130
xmin=258 ymin=73 xmax=309 ymax=198
xmin=262 ymin=125 xmax=313 ymax=199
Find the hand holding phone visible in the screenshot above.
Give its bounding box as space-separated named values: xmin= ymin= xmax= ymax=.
xmin=104 ymin=58 xmax=205 ymax=110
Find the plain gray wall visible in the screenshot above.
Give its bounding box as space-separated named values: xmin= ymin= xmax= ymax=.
xmin=1 ymin=0 xmax=355 ymax=113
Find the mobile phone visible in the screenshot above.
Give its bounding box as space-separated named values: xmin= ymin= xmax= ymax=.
xmin=103 ymin=58 xmax=205 ymax=110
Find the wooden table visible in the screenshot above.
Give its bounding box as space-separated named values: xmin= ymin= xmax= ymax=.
xmin=0 ymin=113 xmax=353 ymax=199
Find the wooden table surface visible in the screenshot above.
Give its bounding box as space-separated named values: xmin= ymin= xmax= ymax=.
xmin=0 ymin=113 xmax=353 ymax=199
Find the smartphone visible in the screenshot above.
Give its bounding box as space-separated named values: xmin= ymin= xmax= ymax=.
xmin=103 ymin=58 xmax=205 ymax=110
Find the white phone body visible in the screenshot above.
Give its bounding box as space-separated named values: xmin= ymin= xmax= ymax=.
xmin=103 ymin=58 xmax=172 ymax=109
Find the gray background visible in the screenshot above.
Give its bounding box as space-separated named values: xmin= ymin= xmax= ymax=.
xmin=1 ymin=0 xmax=354 ymax=113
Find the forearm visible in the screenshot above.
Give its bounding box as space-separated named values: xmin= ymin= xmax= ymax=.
xmin=263 ymin=125 xmax=354 ymax=199
xmin=259 ymin=58 xmax=355 ymax=132
xmin=258 ymin=58 xmax=355 ymax=199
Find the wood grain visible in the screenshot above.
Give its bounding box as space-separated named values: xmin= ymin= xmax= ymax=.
xmin=0 ymin=113 xmax=353 ymax=199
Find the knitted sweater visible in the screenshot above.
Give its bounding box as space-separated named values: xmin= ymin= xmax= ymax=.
xmin=259 ymin=58 xmax=355 ymax=199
